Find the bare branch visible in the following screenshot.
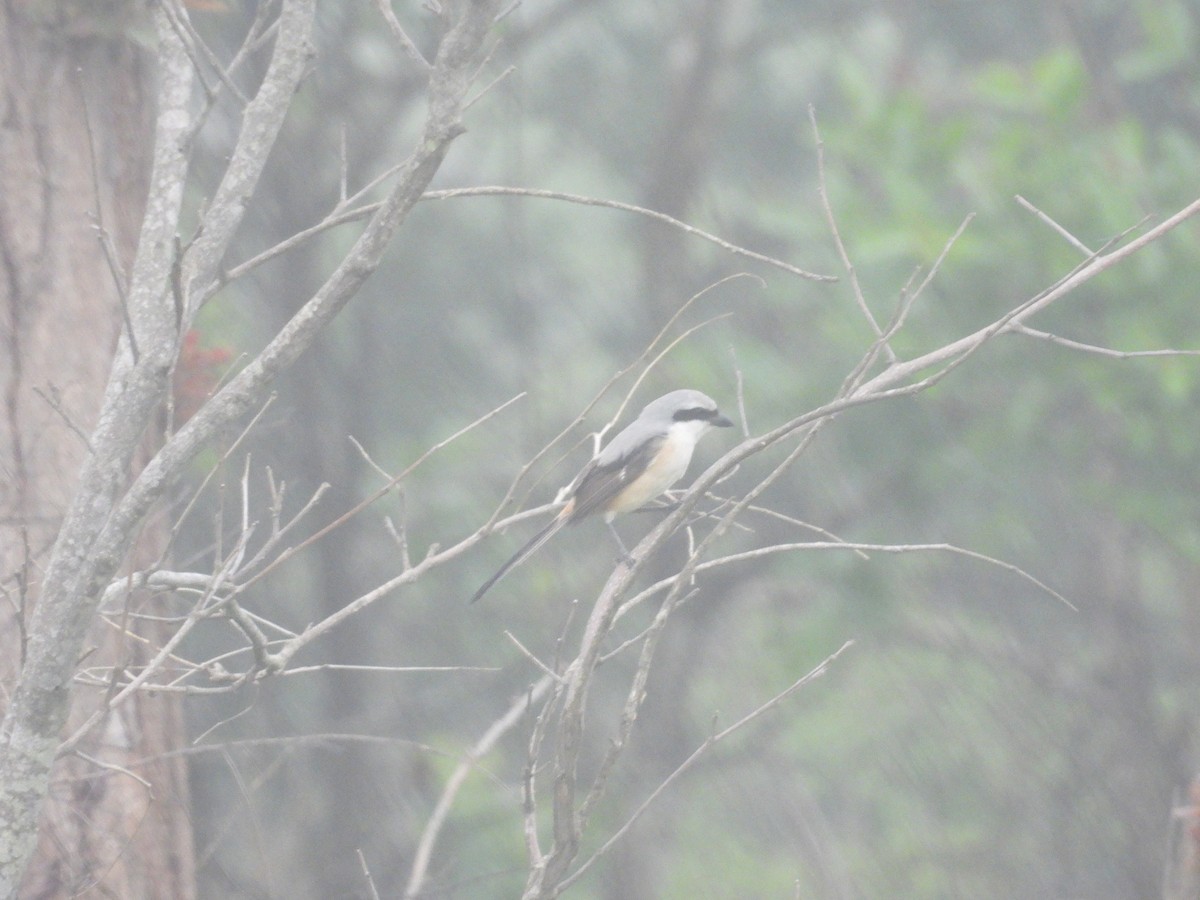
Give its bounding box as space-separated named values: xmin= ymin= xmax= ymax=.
xmin=1013 ymin=324 xmax=1200 ymax=359
xmin=159 ymin=0 xmax=250 ymax=105
xmin=559 ymin=641 xmax=855 ymax=890
xmin=372 ymin=0 xmax=433 ymax=70
xmin=72 ymin=751 xmax=153 ymax=793
xmin=278 ymin=663 xmax=498 ymax=677
xmin=809 ymin=105 xmax=893 ymax=361
xmin=464 ymin=63 xmax=516 ymax=110
xmin=853 ymin=195 xmax=1200 ymax=398
xmin=615 ymin=540 xmax=1076 ymax=626
xmin=577 ymin=587 xmax=697 ymax=828
xmin=181 ymin=0 xmax=317 ymax=319
xmin=357 ymin=849 xmax=382 ymax=900
xmin=404 ymin=676 xmax=555 ymax=899
xmin=31 ymin=386 xmax=94 ymax=452
xmin=424 ymin=186 xmax=838 ymax=282
xmin=1015 ymin=193 xmax=1094 ymax=255
xmin=160 ymin=394 xmax=278 ymax=567
xmin=505 ymin=631 xmax=566 ymax=684
xmin=238 ymin=392 xmax=524 ymax=591
xmin=519 ymin=192 xmax=1200 ymax=896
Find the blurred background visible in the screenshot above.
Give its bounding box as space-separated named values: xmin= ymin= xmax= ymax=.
xmin=180 ymin=1 xmax=1200 ymax=897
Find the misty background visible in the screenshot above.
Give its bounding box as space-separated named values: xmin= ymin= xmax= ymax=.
xmin=176 ymin=2 xmax=1200 ymax=897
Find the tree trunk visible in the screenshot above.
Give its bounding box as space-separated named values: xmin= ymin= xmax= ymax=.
xmin=0 ymin=4 xmax=195 ymax=897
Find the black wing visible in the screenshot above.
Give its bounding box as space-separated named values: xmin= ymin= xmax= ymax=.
xmin=567 ymin=433 xmax=665 ymax=522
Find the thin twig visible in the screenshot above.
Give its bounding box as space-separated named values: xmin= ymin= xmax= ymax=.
xmin=372 ymin=0 xmax=432 ymax=69
xmin=73 ymin=751 xmax=153 ymax=792
xmin=1015 ymin=194 xmax=1093 ymax=255
xmin=338 ymin=124 xmax=349 ymax=204
xmin=358 ymin=849 xmax=382 ymax=900
xmin=615 ymin=540 xmax=1076 ymax=620
xmin=425 ymin=186 xmax=837 ymax=282
xmin=404 ymin=676 xmax=555 ymax=899
xmin=238 ymin=393 xmax=525 ymax=591
xmin=77 ymin=68 xmax=137 ymax=362
xmin=810 ymin=105 xmax=891 ymax=361
xmin=464 ymin=63 xmax=515 ymax=110
xmin=560 ymin=641 xmax=854 ymax=890
xmin=1012 ymin=324 xmax=1200 ymax=359
xmin=32 ymin=386 xmax=94 ymax=452
xmin=505 ymin=631 xmax=566 ymax=683
xmin=577 ymin=587 xmax=697 ymax=828
xmin=728 ymin=346 xmax=749 ymax=435
xmin=279 ymin=663 xmax=499 ymax=676
xmin=159 ymin=394 xmax=277 ymax=568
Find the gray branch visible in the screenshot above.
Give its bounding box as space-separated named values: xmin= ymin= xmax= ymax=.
xmin=180 ymin=0 xmax=316 ymax=319
xmin=0 ymin=0 xmax=503 ymax=892
xmin=0 ymin=9 xmax=194 ymax=893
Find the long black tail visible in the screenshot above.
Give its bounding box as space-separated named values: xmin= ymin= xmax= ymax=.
xmin=469 ymin=513 xmax=567 ymax=603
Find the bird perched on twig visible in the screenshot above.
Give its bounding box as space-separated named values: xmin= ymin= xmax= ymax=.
xmin=470 ymin=389 xmax=734 ymax=603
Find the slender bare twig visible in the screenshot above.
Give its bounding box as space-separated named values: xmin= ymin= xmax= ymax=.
xmin=615 ymin=540 xmax=1076 ymax=627
xmin=237 ymin=392 xmax=525 ymax=591
xmin=159 ymin=0 xmax=250 ymax=105
xmin=72 ymin=751 xmax=153 ymax=792
xmin=278 ymin=663 xmax=498 ymax=676
xmin=180 ymin=0 xmax=316 ymax=319
xmin=852 ymin=196 xmax=1200 ymax=398
xmin=734 ymin=503 xmax=869 ymax=560
xmin=1012 ymin=324 xmax=1200 ymax=359
xmin=404 ymin=676 xmax=555 ymax=899
xmin=425 ymin=186 xmax=837 ymax=282
xmin=905 ymin=213 xmax=976 ymax=318
xmin=77 ymin=70 xmax=137 ymax=361
xmin=223 ymin=199 xmax=381 ymax=282
xmin=809 ymin=105 xmax=892 ymax=361
xmin=224 ymin=171 xmax=835 ymax=288
xmin=372 ymin=0 xmax=433 ymax=70
xmin=349 ymin=434 xmax=393 ymax=482
xmin=729 ymin=346 xmax=749 ymax=435
xmin=31 ymin=386 xmax=94 ymax=452
xmin=1015 ymin=194 xmax=1094 ymax=255
xmin=337 ymin=124 xmax=349 ymax=204
xmin=559 ymin=641 xmax=854 ymax=890
xmin=494 ymin=0 xmax=522 ymax=24
xmin=234 ymin=480 xmax=331 ymax=576
xmin=357 ymin=849 xmax=382 ymax=900
xmin=59 ymin=527 xmax=255 ymax=753
xmin=577 ymin=587 xmax=698 ymax=828
xmin=465 ymin=64 xmax=516 ymax=110
xmin=505 ymin=631 xmax=566 ymax=683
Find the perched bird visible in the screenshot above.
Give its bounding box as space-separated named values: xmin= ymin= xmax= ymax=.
xmin=470 ymin=389 xmax=734 ymax=603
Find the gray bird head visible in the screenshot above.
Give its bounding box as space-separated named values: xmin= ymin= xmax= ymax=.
xmin=638 ymin=390 xmax=734 ymax=429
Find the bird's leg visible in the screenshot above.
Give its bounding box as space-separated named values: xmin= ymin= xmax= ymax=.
xmin=606 ymin=521 xmax=636 ymax=567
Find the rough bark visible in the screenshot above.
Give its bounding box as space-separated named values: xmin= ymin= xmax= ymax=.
xmin=0 ymin=3 xmax=194 ymax=897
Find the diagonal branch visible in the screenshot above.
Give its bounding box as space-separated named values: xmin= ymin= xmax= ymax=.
xmin=180 ymin=0 xmax=316 ymax=320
